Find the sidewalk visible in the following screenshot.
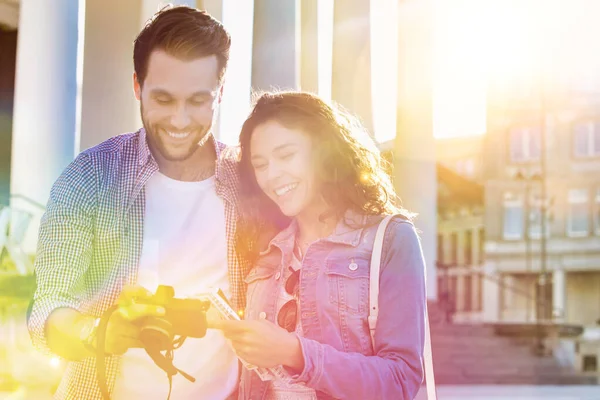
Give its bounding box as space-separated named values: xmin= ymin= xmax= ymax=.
xmin=4 ymin=385 xmax=600 ymax=399
xmin=416 ymin=385 xmax=600 ymax=400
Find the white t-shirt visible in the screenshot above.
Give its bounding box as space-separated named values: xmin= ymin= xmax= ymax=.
xmin=112 ymin=172 xmax=239 ymax=399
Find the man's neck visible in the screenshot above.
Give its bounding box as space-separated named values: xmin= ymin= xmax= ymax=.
xmin=155 ymin=140 xmax=216 ymax=182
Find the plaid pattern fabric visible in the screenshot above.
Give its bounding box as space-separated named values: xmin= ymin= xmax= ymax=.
xmin=27 ymin=128 xmax=250 ymax=400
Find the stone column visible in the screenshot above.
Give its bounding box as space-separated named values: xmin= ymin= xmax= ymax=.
xmin=300 ymin=0 xmax=318 ymax=94
xmin=331 ymin=0 xmax=373 ymax=132
xmin=482 ymin=264 xmax=501 ymax=322
xmin=78 ymin=0 xmax=145 ymax=152
xmin=251 ymin=0 xmax=300 ymax=91
xmin=553 ymin=269 xmax=566 ymax=322
xmin=202 ymin=0 xmax=255 ymax=144
xmin=10 ymin=0 xmax=80 ymax=252
xmin=395 ymin=0 xmax=437 ymax=299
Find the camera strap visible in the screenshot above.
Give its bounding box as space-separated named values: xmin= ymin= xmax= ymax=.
xmin=94 ymin=306 xmax=196 ymax=400
xmin=143 ymin=345 xmax=196 ymax=400
xmin=95 ymin=305 xmax=119 ymax=400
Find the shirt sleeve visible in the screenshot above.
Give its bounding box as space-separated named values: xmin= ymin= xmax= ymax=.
xmin=27 ymin=153 xmax=97 ymax=356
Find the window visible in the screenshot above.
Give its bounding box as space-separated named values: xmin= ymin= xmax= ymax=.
xmin=503 ymin=192 xmax=524 ymax=239
xmin=509 ymin=127 xmax=541 ymax=163
xmin=567 ymin=189 xmax=589 ymax=237
xmin=464 ymin=230 xmax=473 ymax=266
xmin=573 ymin=121 xmax=600 ymax=158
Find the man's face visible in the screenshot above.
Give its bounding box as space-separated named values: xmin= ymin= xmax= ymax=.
xmin=134 ymin=50 xmax=222 ymax=162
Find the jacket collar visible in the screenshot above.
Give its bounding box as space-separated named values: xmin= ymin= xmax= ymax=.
xmin=263 ymin=209 xmax=373 ymax=257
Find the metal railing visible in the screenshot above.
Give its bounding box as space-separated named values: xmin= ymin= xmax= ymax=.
xmin=436 ymin=261 xmax=561 ymax=322
xmin=0 ymin=193 xmax=46 ymax=211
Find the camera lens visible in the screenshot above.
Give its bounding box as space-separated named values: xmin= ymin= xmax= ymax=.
xmin=139 ymin=317 xmax=173 ymax=351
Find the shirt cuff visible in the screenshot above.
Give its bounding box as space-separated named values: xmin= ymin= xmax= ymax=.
xmin=28 ymin=295 xmax=82 ymax=357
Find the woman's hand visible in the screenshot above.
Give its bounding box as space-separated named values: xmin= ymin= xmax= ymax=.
xmin=213 ymin=319 xmax=305 ymax=371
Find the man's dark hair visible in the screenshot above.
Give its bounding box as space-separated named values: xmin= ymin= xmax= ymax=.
xmin=134 ymin=5 xmax=231 ymax=86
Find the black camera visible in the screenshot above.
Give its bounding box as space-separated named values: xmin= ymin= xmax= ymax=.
xmin=96 ymin=285 xmax=211 ymax=399
xmin=134 ymin=285 xmax=211 ymax=351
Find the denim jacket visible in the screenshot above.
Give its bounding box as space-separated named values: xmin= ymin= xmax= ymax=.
xmin=239 ymin=212 xmax=427 ymax=400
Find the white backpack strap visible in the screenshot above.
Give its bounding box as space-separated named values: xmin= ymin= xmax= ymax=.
xmin=368 ymin=215 xmax=394 ymax=342
xmin=423 ymin=306 xmax=437 ymax=399
xmin=369 ymin=215 xmax=437 ymax=400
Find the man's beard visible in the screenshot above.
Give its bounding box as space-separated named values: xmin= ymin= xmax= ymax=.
xmin=140 ymin=103 xmax=211 ymax=162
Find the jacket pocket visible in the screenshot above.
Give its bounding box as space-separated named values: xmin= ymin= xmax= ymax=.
xmin=244 ymin=264 xmax=277 ymax=321
xmin=325 ymin=255 xmax=370 ymax=316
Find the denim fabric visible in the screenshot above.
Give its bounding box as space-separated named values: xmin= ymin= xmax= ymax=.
xmin=239 ymin=212 xmax=427 ymax=400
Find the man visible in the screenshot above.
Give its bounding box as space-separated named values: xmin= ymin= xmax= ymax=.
xmin=27 ymin=6 xmax=248 ymax=399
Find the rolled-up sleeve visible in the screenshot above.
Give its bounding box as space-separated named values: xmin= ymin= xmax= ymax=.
xmin=28 ymin=153 xmax=96 ymax=356
xmin=289 ymin=219 xmax=427 ymax=400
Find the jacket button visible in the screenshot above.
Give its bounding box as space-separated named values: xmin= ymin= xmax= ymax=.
xmin=259 ymin=311 xmax=267 ymax=320
xmin=275 ymin=272 xmax=281 ymax=280
xmin=348 ymin=262 xmax=358 ymax=271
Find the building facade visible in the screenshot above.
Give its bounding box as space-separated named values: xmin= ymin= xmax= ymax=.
xmin=483 ymin=77 xmax=600 ymax=326
xmin=436 ymin=163 xmax=485 ymax=323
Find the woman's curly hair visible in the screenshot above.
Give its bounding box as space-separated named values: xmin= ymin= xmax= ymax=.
xmin=236 ymin=91 xmax=413 ymax=264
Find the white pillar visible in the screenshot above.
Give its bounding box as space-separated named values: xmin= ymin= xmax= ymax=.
xmin=251 ymin=0 xmax=300 ymax=91
xmin=332 ymin=0 xmax=373 ymax=133
xmin=78 ymin=0 xmax=145 ymax=152
xmin=299 ymin=0 xmax=318 ymax=93
xmin=553 ymin=269 xmax=566 ymax=322
xmin=370 ymin=0 xmax=398 ymax=144
xmin=10 ymin=0 xmax=80 ymax=252
xmin=202 ymin=0 xmax=255 ymax=145
xmin=316 ymin=0 xmax=333 ymax=102
xmin=395 ymin=0 xmax=437 ymax=299
xmin=482 ymin=262 xmax=500 ymax=322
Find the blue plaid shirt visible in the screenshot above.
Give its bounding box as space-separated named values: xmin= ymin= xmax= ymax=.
xmin=28 ymin=128 xmax=249 ymax=399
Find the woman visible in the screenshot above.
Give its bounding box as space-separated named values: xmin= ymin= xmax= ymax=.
xmin=216 ymin=91 xmax=427 ymax=399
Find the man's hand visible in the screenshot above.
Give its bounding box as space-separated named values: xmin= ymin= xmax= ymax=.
xmin=47 ymin=285 xmax=165 ymax=361
xmin=101 ymin=285 xmax=166 ymax=355
xmin=212 ymin=319 xmax=305 ymax=372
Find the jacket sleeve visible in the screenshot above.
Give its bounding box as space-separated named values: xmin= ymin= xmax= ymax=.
xmin=289 ymin=219 xmax=427 ymax=399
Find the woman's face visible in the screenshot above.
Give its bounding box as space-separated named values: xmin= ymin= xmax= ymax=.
xmin=249 ymin=120 xmax=320 ymax=218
